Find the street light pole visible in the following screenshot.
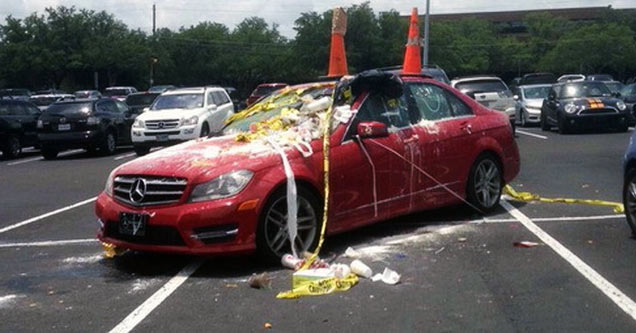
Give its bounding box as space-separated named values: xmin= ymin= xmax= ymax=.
xmin=423 ymin=0 xmax=430 ymax=67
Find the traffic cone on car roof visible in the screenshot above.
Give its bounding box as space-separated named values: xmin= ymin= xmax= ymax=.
xmin=402 ymin=7 xmax=421 ymax=75
xmin=327 ymin=7 xmax=348 ymax=77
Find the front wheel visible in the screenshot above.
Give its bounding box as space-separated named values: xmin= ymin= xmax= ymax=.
xmin=520 ymin=110 xmax=527 ymax=127
xmin=200 ymin=123 xmax=210 ymax=138
xmin=133 ymin=145 xmax=150 ymax=156
xmin=41 ymin=146 xmax=58 ymax=160
xmin=466 ymin=155 xmax=503 ymax=213
xmin=256 ymin=186 xmax=322 ymax=262
xmin=101 ymin=131 xmax=117 ymax=155
xmin=2 ymin=136 xmax=21 ymax=159
xmin=623 ymin=169 xmax=636 ymax=236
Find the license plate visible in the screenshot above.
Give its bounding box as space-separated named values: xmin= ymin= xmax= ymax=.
xmin=156 ymin=134 xmax=169 ymax=142
xmin=58 ymin=123 xmax=71 ymax=131
xmin=119 ymin=213 xmax=148 ymax=236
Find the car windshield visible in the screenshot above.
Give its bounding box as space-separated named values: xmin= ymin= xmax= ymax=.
xmin=522 ymin=86 xmax=551 ymax=99
xmin=253 ymin=86 xmax=284 ymax=97
xmin=151 ymin=94 xmax=203 ymax=110
xmin=126 ymin=93 xmax=159 ymax=106
xmin=44 ymin=102 xmax=93 ymax=115
xmin=621 ymin=84 xmax=636 ymax=97
xmin=223 ymin=83 xmax=334 ymax=135
xmin=604 ymin=82 xmax=623 ymax=94
xmin=455 ymin=79 xmax=507 ymax=94
xmin=149 ymin=85 xmax=173 ymax=93
xmin=104 ymin=89 xmax=129 ymax=96
xmin=560 ymin=82 xmax=612 ymax=98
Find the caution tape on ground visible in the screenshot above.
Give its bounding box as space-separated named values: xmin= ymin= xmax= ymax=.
xmin=276 ymin=273 xmax=359 ymax=299
xmin=504 ymin=185 xmax=624 ymax=213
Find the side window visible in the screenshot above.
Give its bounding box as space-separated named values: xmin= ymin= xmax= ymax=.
xmin=217 ymin=91 xmax=230 ymax=104
xmin=97 ymin=100 xmax=117 ymax=113
xmin=406 ymin=83 xmax=452 ymax=121
xmin=345 ymin=92 xmax=410 ymax=140
xmin=10 ymin=102 xmax=27 ymax=115
xmin=114 ymin=101 xmax=128 ymax=113
xmin=207 ymin=92 xmax=218 ymax=106
xmin=445 ymin=91 xmax=473 ymax=117
xmin=26 ymin=104 xmax=40 ymax=115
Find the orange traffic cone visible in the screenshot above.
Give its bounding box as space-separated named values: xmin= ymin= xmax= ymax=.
xmin=402 ymin=7 xmax=421 ymax=75
xmin=327 ymin=7 xmax=348 ymax=77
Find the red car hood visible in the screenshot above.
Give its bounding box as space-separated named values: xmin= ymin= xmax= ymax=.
xmin=116 ymin=136 xmax=281 ymax=183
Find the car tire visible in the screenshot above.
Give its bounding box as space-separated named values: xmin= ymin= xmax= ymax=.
xmin=256 ymin=186 xmax=322 ymax=263
xmin=41 ymin=146 xmax=58 ymax=160
xmin=520 ymin=110 xmax=527 ymax=127
xmin=101 ymin=131 xmax=117 ymax=155
xmin=200 ymin=123 xmax=210 ymax=138
xmin=623 ymin=168 xmax=636 ymax=236
xmin=540 ymin=112 xmax=550 ymax=131
xmin=617 ymin=125 xmax=629 ymax=133
xmin=557 ymin=115 xmax=570 ymax=134
xmin=2 ymin=136 xmax=21 ymax=159
xmin=134 ymin=145 xmax=150 ymax=156
xmin=466 ymin=154 xmax=502 ymax=213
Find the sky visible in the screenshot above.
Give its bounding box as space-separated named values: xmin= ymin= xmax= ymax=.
xmin=0 ymin=0 xmax=634 ymax=38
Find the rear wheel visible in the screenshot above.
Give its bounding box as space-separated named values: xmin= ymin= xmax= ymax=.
xmin=2 ymin=136 xmax=21 ymax=159
xmin=623 ymin=169 xmax=636 ymax=236
xmin=520 ymin=110 xmax=527 ymax=127
xmin=256 ymin=186 xmax=322 ymax=262
xmin=101 ymin=131 xmax=117 ymax=155
xmin=200 ymin=123 xmax=210 ymax=138
xmin=466 ymin=154 xmax=502 ymax=213
xmin=133 ymin=145 xmax=150 ymax=156
xmin=41 ymin=146 xmax=58 ymax=160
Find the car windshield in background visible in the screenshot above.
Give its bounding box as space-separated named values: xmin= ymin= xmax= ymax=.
xmin=149 ymin=85 xmax=174 ymax=93
xmin=522 ymin=86 xmax=551 ymax=99
xmin=104 ymin=89 xmax=129 ymax=96
xmin=44 ymin=102 xmax=93 ymax=115
xmin=223 ymin=84 xmax=334 ymax=135
xmin=560 ymin=82 xmax=611 ymax=98
xmin=621 ymin=84 xmax=636 ymax=97
xmin=254 ymin=86 xmax=282 ymax=96
xmin=30 ymin=97 xmax=59 ymax=106
xmin=74 ymin=91 xmax=95 ymax=98
xmin=151 ymin=94 xmax=203 ymax=110
xmin=605 ymin=82 xmax=624 ymax=94
xmin=126 ymin=94 xmax=159 ymax=106
xmin=456 ymin=80 xmax=507 ymax=94
xmin=0 ymin=89 xmax=29 ymax=97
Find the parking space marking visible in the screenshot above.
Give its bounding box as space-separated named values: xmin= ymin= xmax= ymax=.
xmin=109 ymin=259 xmax=204 ymax=333
xmin=0 ymin=239 xmax=97 ymax=248
xmin=501 ymin=200 xmax=636 ymax=321
xmin=6 ymin=149 xmax=84 ymax=166
xmin=473 ymin=214 xmax=624 ymax=224
xmin=517 ymin=130 xmax=548 ymax=140
xmin=0 ymin=197 xmax=97 ymax=234
xmin=114 ymin=152 xmax=136 ymax=160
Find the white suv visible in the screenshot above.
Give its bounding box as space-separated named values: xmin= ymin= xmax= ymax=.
xmin=451 ymin=76 xmax=516 ymax=131
xmin=131 ymin=86 xmax=234 ymax=155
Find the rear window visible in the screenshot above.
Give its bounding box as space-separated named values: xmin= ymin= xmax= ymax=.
xmin=30 ymin=96 xmax=59 ymax=106
xmin=455 ymin=80 xmax=508 ymax=94
xmin=105 ymin=89 xmax=130 ymax=96
xmin=44 ymin=102 xmax=93 ymax=115
xmin=126 ymin=93 xmax=159 ymax=106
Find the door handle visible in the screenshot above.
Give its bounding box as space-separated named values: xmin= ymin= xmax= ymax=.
xmin=460 ymin=123 xmax=472 ymax=134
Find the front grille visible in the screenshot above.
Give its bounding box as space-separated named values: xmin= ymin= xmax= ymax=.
xmin=579 ymin=108 xmax=616 ymax=115
xmin=144 ymin=131 xmax=180 ymax=136
xmin=145 ymin=119 xmax=180 ymax=130
xmin=113 ymin=175 xmax=187 ymax=207
xmin=104 ymin=221 xmax=185 ymax=246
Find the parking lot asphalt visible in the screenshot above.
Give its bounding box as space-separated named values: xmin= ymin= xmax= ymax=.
xmin=2 ymin=127 xmax=636 ymax=332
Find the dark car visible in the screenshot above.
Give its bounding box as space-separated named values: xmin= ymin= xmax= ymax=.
xmin=124 ymin=91 xmax=160 ymax=114
xmin=0 ymin=100 xmax=41 ymax=159
xmin=37 ymin=98 xmax=135 ymax=159
xmin=74 ymin=90 xmax=102 ymax=99
xmin=223 ymin=87 xmax=242 ymax=111
xmin=519 ymin=72 xmax=557 ymax=86
xmin=540 ymin=81 xmax=629 ymax=134
xmin=246 ymin=83 xmax=288 ymax=106
xmin=623 ymin=132 xmax=636 ymax=235
xmin=0 ymin=89 xmax=32 ymax=101
xmin=620 ymin=83 xmax=636 ymax=125
xmin=587 ymin=74 xmax=614 ymax=82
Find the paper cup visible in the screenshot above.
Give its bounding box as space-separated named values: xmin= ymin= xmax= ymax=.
xmin=350 ymin=259 xmax=373 ymax=278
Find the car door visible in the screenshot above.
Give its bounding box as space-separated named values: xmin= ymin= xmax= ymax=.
xmin=205 ymin=91 xmax=227 ymax=134
xmin=114 ymin=100 xmax=133 ymax=143
xmin=543 ymin=87 xmax=560 ymax=125
xmin=19 ymin=102 xmax=41 ymax=146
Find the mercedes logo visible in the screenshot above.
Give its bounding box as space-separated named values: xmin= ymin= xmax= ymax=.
xmin=158 ymin=121 xmax=165 ymax=129
xmin=129 ymin=178 xmax=147 ymax=203
xmin=60 ymin=117 xmax=67 ymax=123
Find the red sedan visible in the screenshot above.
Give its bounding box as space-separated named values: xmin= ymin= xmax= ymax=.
xmin=95 ymin=72 xmax=519 ymax=260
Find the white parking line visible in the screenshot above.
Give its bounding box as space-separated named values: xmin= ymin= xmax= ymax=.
xmin=517 ymin=130 xmax=548 ymax=140
xmin=109 ymin=259 xmax=204 ymax=333
xmin=0 ymin=239 xmax=97 ymax=248
xmin=500 ymin=200 xmax=636 ymax=321
xmin=0 ymin=197 xmax=97 ymax=234
xmin=6 ymin=149 xmax=84 ymax=166
xmin=114 ymin=152 xmax=136 ymax=160
xmin=472 ymin=214 xmax=624 ymax=224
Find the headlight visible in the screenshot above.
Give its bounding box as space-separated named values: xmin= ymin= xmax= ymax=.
xmin=133 ymin=118 xmax=145 ymax=128
xmin=617 ymin=101 xmax=627 ymax=111
xmin=87 ymin=116 xmax=100 ymax=125
xmin=564 ymin=103 xmax=578 ymax=114
xmin=104 ymin=169 xmax=116 ymax=197
xmin=189 ymin=170 xmax=253 ymax=202
xmin=183 ymin=115 xmax=199 ymax=126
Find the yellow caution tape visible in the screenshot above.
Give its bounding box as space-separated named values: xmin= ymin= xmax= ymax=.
xmin=101 ymin=242 xmax=127 ymax=258
xmin=504 ymin=185 xmax=624 ymax=213
xmin=276 ymin=273 xmax=358 ymax=299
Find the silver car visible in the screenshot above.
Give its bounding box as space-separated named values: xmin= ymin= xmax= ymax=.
xmin=513 ymin=84 xmax=552 ymax=126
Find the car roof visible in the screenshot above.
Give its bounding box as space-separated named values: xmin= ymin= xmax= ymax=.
xmin=518 ymin=83 xmax=553 ymax=88
xmin=105 ymin=86 xmax=135 ymax=90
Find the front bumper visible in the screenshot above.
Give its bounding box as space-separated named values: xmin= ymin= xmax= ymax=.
xmin=563 ymin=112 xmax=628 ymax=128
xmin=522 ymin=108 xmax=542 ymax=123
xmin=95 ymin=192 xmax=261 ymax=256
xmin=131 ymin=126 xmax=199 ymax=146
xmin=38 ymin=130 xmax=102 ymax=149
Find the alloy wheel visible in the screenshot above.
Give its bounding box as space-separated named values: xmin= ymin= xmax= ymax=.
xmin=263 ymin=195 xmax=318 ymax=258
xmin=473 ymin=159 xmax=501 ymax=209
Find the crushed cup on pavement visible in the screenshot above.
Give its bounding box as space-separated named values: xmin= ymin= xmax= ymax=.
xmin=248 ymin=273 xmax=272 ymax=289
xmin=344 ymin=247 xmax=361 ymax=259
xmin=330 ymin=264 xmax=352 ymax=279
xmin=513 ymin=241 xmax=540 ymax=248
xmin=371 ymin=267 xmax=401 ymax=285
xmin=350 ymin=259 xmax=373 ymax=278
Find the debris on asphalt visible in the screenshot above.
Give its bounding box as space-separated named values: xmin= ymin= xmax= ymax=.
xmin=435 ymin=247 xmax=446 ymax=254
xmin=371 ymin=267 xmax=401 ymax=285
xmin=458 ymin=237 xmax=467 ymax=242
xmin=248 ymin=273 xmax=272 ymax=289
xmin=281 ymin=253 xmax=329 ymax=271
xmin=344 ymin=246 xmax=361 ymax=259
xmin=101 ymin=242 xmax=127 ymax=258
xmin=513 ymin=241 xmax=541 ymax=248
xmin=225 ymin=283 xmax=238 ymax=288
xmin=264 ymin=322 xmax=273 ymax=329
xmin=350 ymin=259 xmax=373 ymax=278
xmin=330 ymin=264 xmax=352 ymax=279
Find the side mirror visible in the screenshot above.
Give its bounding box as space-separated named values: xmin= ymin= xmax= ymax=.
xmin=357 ymin=121 xmax=388 ymax=139
xmin=513 ymin=95 xmax=519 ymax=101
